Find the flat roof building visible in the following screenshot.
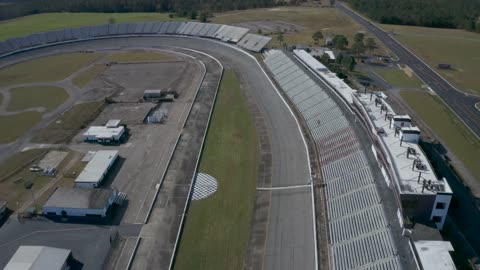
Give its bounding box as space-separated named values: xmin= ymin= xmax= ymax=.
xmin=105 ymin=119 xmax=121 ymax=128
xmin=83 ymin=120 xmax=124 ymax=144
xmin=410 ymin=224 xmax=456 ymax=270
xmin=356 ymin=93 xmax=453 ymax=229
xmin=43 ymin=187 xmax=116 ymax=218
xmin=4 ymin=246 xmax=71 ymax=270
xmin=75 ymin=150 xmax=118 ymax=188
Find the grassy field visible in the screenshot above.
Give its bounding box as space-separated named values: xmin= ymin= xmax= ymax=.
xmin=72 ymin=64 xmax=107 ymax=88
xmin=0 ymin=12 xmax=182 ymax=41
xmin=212 ymin=7 xmax=362 ymax=45
xmin=0 ymin=112 xmax=42 ymax=144
xmin=400 ymin=90 xmax=480 ymax=182
xmin=0 ymin=149 xmax=50 ymax=211
xmin=0 ymin=52 xmax=103 ymax=87
xmin=174 ymin=70 xmax=259 ymax=270
xmin=0 ymin=148 xmax=80 ymax=212
xmin=106 ymin=51 xmax=172 ymax=62
xmin=212 ymin=7 xmax=387 ymax=53
xmin=7 ymin=86 xmax=69 ymax=112
xmin=374 ymin=68 xmax=423 ymax=88
xmin=28 ymin=151 xmax=84 ymax=211
xmin=0 ymin=149 xmax=47 ymax=182
xmin=32 ymin=100 xmax=105 ymax=144
xmin=381 ymin=24 xmax=480 ymax=94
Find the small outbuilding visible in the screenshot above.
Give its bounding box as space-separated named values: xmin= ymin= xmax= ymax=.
xmin=75 ymin=150 xmax=118 ymax=188
xmin=143 ymin=89 xmax=177 ymax=102
xmin=82 ymin=120 xmax=125 ymax=144
xmin=438 ymin=63 xmax=451 ymax=69
xmin=4 ymin=245 xmax=72 ymax=270
xmin=410 ymin=224 xmax=457 ymax=270
xmin=43 ymin=187 xmax=117 ymax=218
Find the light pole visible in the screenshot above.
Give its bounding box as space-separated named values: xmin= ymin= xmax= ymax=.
xmin=24 ymin=181 xmax=37 ymax=211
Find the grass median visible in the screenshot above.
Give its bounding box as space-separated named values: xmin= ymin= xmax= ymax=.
xmin=32 ymin=100 xmax=105 ymax=144
xmin=400 ymin=90 xmax=480 ymax=182
xmin=374 ymin=68 xmax=423 ymax=88
xmin=0 ymin=52 xmax=103 ymax=87
xmin=174 ymin=70 xmax=259 ymax=270
xmin=7 ymin=85 xmax=69 ymax=112
xmin=72 ymin=64 xmax=107 ymax=88
xmin=0 ymin=112 xmax=42 ymax=144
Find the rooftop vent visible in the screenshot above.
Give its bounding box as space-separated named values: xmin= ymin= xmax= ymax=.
xmin=415 ymin=160 xmax=428 ymax=171
xmin=407 ymin=147 xmax=417 ymax=158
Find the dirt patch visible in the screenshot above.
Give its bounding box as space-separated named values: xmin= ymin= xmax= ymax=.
xmin=105 ymin=61 xmax=188 ymax=103
xmin=232 ymin=20 xmax=305 ymax=34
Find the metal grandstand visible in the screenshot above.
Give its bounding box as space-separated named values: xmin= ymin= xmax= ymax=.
xmin=264 ymin=50 xmax=405 ymax=270
xmin=0 ymin=21 xmax=271 ymax=58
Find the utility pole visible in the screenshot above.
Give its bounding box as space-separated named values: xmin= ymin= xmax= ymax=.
xmin=24 ymin=181 xmax=37 ymax=211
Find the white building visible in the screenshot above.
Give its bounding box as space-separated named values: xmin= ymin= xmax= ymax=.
xmin=410 ymin=224 xmax=457 ymax=270
xmin=75 ymin=150 xmax=118 ymax=188
xmin=356 ymin=93 xmax=453 ymax=229
xmin=291 ymin=48 xmax=452 ymax=229
xmin=414 ymin=241 xmax=456 ymax=270
xmin=82 ymin=120 xmax=124 ymax=144
xmin=43 ymin=187 xmax=116 ymax=218
xmin=4 ymin=246 xmax=71 ymax=270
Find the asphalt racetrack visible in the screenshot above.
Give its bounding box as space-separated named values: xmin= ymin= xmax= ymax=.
xmin=337 ymin=3 xmax=480 ymax=138
xmin=0 ymin=36 xmax=316 ymax=270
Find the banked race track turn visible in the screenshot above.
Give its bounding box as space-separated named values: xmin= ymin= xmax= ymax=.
xmin=0 ymin=24 xmax=317 ymax=270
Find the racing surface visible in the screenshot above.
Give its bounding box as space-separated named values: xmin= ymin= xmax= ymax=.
xmin=0 ymin=36 xmax=316 ymax=269
xmin=337 ymin=2 xmax=480 ymax=138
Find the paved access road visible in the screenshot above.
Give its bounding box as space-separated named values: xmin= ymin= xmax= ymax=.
xmin=337 ymin=3 xmax=480 ymax=138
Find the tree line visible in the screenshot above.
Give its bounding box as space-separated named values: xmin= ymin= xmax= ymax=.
xmin=346 ymin=0 xmax=480 ymax=32
xmin=0 ymin=0 xmax=278 ymax=21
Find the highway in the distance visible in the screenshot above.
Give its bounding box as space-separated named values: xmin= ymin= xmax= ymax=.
xmin=337 ymin=2 xmax=480 ymax=138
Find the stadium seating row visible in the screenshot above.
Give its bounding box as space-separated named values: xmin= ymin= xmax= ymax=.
xmin=263 ymin=50 xmax=402 ymax=270
xmin=0 ymin=21 xmax=271 ymax=57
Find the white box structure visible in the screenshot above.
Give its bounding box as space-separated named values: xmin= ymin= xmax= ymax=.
xmin=75 ymin=150 xmax=118 ymax=188
xmin=43 ymin=187 xmax=116 ymax=218
xmin=83 ymin=120 xmax=124 ymax=143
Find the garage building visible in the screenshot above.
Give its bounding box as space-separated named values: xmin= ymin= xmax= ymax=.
xmin=43 ymin=187 xmax=116 ymax=218
xmin=75 ymin=150 xmax=118 ymax=188
xmin=4 ymin=245 xmax=72 ymax=270
xmin=83 ymin=120 xmax=125 ymax=144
